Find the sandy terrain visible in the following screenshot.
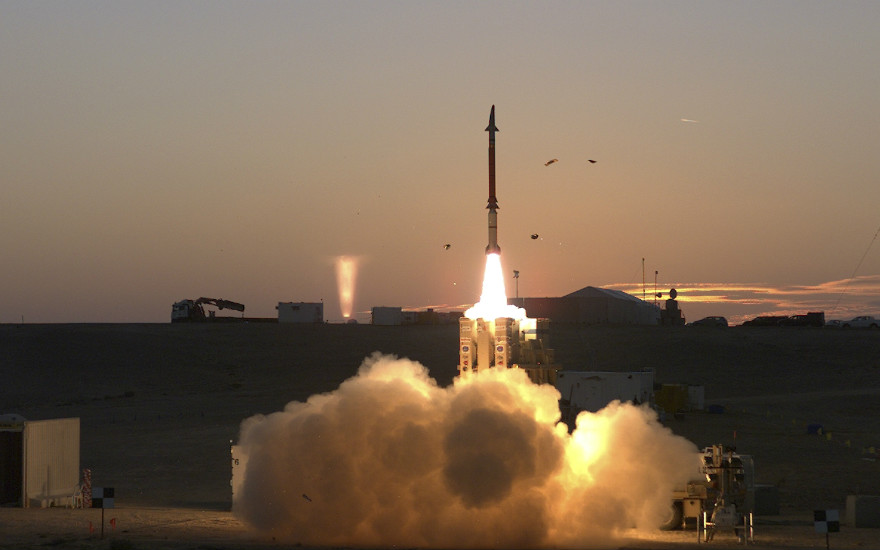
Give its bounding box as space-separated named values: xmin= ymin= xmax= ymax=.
xmin=1 ymin=322 xmax=879 ymax=549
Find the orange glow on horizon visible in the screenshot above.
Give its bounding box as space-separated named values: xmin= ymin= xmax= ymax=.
xmin=603 ymin=276 xmax=880 ymax=325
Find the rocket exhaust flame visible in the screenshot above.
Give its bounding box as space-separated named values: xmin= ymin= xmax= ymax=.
xmin=466 ymin=253 xmax=526 ymax=321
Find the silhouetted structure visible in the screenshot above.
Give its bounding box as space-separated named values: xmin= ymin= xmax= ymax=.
xmin=660 ymin=288 xmax=685 ymax=326
xmin=509 ymin=286 xmax=660 ymax=325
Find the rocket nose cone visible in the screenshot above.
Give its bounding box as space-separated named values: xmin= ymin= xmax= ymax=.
xmin=486 ymin=105 xmax=498 ymax=132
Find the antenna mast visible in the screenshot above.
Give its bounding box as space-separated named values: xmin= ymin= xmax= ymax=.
xmin=642 ymin=258 xmax=646 ymax=301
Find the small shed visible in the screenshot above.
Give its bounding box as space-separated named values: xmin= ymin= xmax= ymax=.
xmin=277 ymin=302 xmax=323 ymax=323
xmin=0 ymin=415 xmax=80 ymax=508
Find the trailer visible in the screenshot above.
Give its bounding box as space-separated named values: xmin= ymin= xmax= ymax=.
xmin=171 ymin=297 xmax=245 ymax=322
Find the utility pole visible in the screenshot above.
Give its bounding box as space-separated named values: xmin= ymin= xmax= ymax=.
xmin=654 ymin=271 xmax=659 ymax=307
xmin=642 ymin=258 xmax=646 ymax=302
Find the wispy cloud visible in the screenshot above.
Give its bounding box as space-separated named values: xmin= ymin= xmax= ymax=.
xmin=607 ymin=275 xmax=880 ymax=324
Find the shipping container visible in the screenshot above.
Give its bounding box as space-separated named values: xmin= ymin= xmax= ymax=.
xmin=0 ymin=416 xmax=80 ymax=508
xmin=556 ymin=371 xmax=654 ymax=427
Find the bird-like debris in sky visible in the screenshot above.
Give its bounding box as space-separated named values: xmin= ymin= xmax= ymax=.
xmin=587 ymin=159 xmax=597 ymax=164
xmin=443 ymin=244 xmax=451 ymax=250
xmin=680 ymin=118 xmax=700 ymax=123
xmin=544 ymin=159 xmax=558 ymax=166
xmin=530 ymin=233 xmax=539 ymax=240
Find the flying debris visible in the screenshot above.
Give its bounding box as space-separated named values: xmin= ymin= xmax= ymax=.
xmin=588 ymin=159 xmax=597 ymax=164
xmin=531 ymin=234 xmax=539 ymax=240
xmin=680 ymin=118 xmax=700 ymax=123
xmin=443 ymin=244 xmax=451 ymax=250
xmin=544 ymin=158 xmax=558 ymax=166
xmin=302 ymin=494 xmax=312 ymax=502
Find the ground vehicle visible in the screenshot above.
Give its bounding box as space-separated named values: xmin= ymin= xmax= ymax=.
xmin=171 ymin=297 xmax=245 ymax=322
xmin=741 ymin=315 xmax=787 ymax=327
xmin=663 ymin=445 xmax=755 ymax=542
xmin=690 ymin=316 xmax=728 ymax=327
xmin=842 ymin=315 xmax=878 ymax=329
xmin=779 ymin=312 xmax=825 ymax=327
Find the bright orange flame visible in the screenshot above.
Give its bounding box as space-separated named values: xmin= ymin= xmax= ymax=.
xmin=465 ymin=253 xmax=527 ymax=320
xmin=335 ymin=256 xmax=357 ymax=319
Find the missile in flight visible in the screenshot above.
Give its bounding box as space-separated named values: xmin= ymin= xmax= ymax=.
xmin=486 ymin=105 xmax=500 ymax=255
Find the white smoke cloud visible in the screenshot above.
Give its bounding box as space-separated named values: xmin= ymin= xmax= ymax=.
xmin=234 ymin=353 xmax=699 ymax=548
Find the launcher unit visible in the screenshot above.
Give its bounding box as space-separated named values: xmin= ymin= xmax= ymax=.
xmin=458 ymin=316 xmax=558 ymax=385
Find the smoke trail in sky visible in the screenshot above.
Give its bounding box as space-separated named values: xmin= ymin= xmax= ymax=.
xmin=234 ymin=354 xmax=699 ymax=548
xmin=335 ymin=255 xmax=357 ymax=319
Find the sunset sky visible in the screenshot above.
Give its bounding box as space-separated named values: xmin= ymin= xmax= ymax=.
xmin=2 ymin=2 xmax=879 ymax=324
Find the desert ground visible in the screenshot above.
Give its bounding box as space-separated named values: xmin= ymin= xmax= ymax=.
xmin=1 ymin=322 xmax=879 ymax=549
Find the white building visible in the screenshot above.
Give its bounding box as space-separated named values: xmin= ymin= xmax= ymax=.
xmin=277 ymin=302 xmax=323 ymax=323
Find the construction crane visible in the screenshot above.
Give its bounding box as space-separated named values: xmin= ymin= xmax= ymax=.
xmin=171 ymin=297 xmax=245 ymax=322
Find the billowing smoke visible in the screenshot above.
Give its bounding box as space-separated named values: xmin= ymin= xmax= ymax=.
xmin=234 ymin=354 xmax=699 ymax=548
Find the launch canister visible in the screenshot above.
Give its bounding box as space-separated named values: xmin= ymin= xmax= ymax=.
xmin=486 ymin=105 xmax=500 ymax=255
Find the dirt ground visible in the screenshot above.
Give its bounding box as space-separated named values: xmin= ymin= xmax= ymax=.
xmin=1 ymin=322 xmax=879 ymax=549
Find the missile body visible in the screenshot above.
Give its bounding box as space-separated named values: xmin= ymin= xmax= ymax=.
xmin=486 ymin=105 xmax=500 ymax=255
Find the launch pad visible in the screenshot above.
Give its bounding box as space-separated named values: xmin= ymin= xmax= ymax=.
xmin=457 ymin=315 xmax=558 ymax=385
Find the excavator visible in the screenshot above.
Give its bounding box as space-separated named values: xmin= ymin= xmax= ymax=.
xmin=171 ymin=297 xmax=245 ymax=322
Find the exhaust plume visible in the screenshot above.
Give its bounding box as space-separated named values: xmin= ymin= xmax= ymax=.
xmin=335 ymin=255 xmax=357 ymax=319
xmin=234 ymin=354 xmax=699 ymax=548
xmin=466 ymin=253 xmax=527 ymax=321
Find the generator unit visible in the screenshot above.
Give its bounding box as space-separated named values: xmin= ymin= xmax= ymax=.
xmin=664 ymin=444 xmax=756 ymax=543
